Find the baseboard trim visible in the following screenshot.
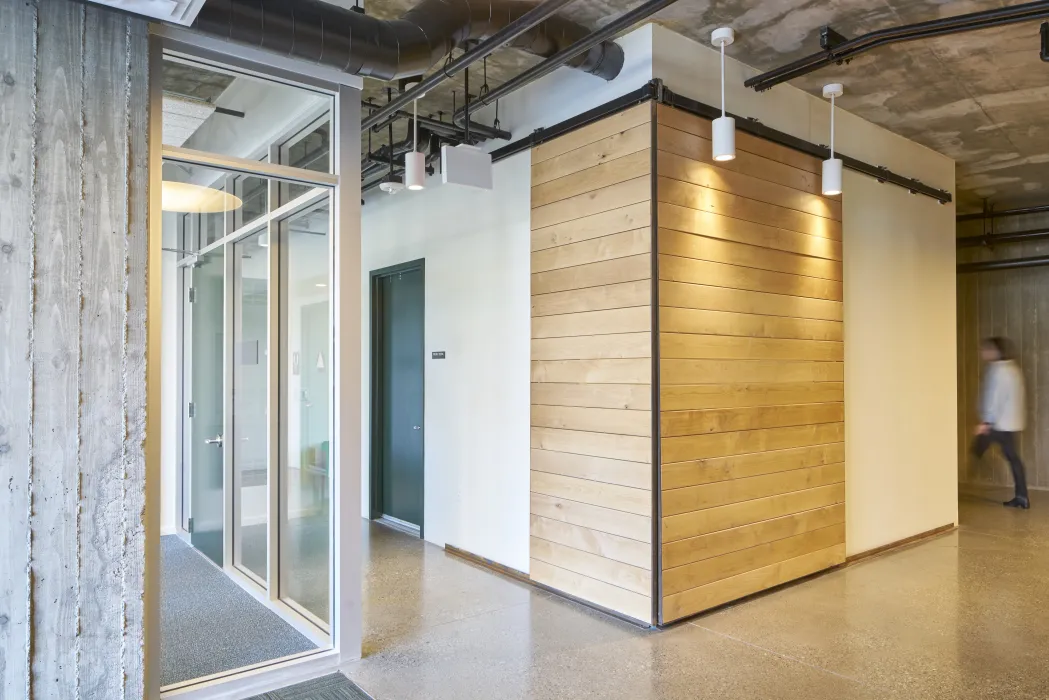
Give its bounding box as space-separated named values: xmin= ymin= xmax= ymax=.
xmin=443 ymin=544 xmax=654 ymax=629
xmin=845 ymin=523 xmax=957 ymax=566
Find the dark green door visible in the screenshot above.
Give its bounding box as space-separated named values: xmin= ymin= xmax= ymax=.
xmin=378 ymin=266 xmax=424 ymax=530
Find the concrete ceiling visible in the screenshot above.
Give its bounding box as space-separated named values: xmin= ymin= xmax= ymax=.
xmin=354 ymin=0 xmax=1049 ymax=211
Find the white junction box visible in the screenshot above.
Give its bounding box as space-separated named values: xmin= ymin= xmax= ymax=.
xmin=441 ymin=144 xmax=494 ymax=190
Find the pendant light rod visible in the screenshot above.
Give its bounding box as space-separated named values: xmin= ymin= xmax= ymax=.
xmin=720 ymin=39 xmax=726 ymax=117
xmin=822 ymin=83 xmax=844 ymax=196
xmin=830 ymin=92 xmax=835 ymax=158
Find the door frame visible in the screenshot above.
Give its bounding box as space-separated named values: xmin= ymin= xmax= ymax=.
xmin=369 ymin=259 xmax=426 ymax=537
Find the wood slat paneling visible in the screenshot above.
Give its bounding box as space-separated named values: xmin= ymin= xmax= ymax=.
xmin=532 ymin=515 xmax=651 ymax=568
xmin=655 ymin=105 xmax=844 ymax=622
xmin=531 ymin=111 xmax=655 ymax=623
xmin=531 ymin=449 xmax=651 ymax=489
xmin=531 ymin=382 xmax=653 ymax=410
xmin=531 ymin=404 xmax=651 ymax=437
xmin=532 ymin=149 xmax=650 ymax=208
xmin=662 ymin=504 xmax=845 ymax=569
xmin=532 ymin=279 xmax=651 ymax=317
xmin=659 ymin=281 xmax=842 ymax=321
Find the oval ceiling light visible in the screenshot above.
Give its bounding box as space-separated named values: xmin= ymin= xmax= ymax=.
xmin=405 ymin=98 xmax=426 ymax=191
xmin=711 ymin=27 xmax=736 ymax=162
xmin=822 ymin=83 xmax=844 ymax=196
xmin=162 ymin=181 xmax=243 ymax=213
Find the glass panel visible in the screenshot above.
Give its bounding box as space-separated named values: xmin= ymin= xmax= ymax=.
xmin=162 ymin=54 xmax=333 ymax=165
xmin=280 ymin=199 xmax=331 ymax=625
xmin=188 ymin=247 xmax=225 ymax=566
xmin=232 ymin=230 xmax=270 ymax=584
xmin=280 ymin=119 xmax=331 ymax=204
xmin=163 ymin=162 xmax=266 ymax=246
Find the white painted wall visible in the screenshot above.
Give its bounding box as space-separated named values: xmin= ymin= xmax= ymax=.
xmin=842 ymin=172 xmax=959 ymax=554
xmin=650 ymin=24 xmax=959 ymax=555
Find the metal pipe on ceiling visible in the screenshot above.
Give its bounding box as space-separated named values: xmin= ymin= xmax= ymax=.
xmin=365 ymin=104 xmax=512 ymax=142
xmin=193 ymin=0 xmax=622 ymax=83
xmin=744 ymin=1 xmax=1049 ymax=91
xmin=958 ymin=255 xmax=1049 ymax=273
xmin=362 ymin=0 xmax=619 ymax=130
xmin=957 ymin=228 xmax=1049 ymax=248
xmin=453 ymin=0 xmax=683 ymax=129
xmin=957 ymin=203 xmax=1049 ymax=221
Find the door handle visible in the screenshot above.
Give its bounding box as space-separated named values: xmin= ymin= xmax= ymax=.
xmin=412 ymin=426 xmax=422 ymax=430
xmin=205 ymin=434 xmax=224 ymax=446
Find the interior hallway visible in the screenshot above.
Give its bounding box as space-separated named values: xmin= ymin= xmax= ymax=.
xmin=344 ymin=491 xmax=1049 ymax=700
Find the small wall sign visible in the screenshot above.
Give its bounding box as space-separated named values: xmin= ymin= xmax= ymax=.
xmin=431 ymin=351 xmax=446 ymax=359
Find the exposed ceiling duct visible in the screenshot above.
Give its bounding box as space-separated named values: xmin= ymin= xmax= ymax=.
xmin=192 ymin=0 xmax=625 ymax=82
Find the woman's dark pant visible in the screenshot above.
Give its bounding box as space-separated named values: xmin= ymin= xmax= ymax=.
xmin=973 ymin=430 xmax=1029 ymax=501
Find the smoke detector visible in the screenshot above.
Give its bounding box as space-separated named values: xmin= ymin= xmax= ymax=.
xmin=379 ymin=180 xmax=405 ymax=195
xmin=86 ymin=0 xmax=207 ymax=25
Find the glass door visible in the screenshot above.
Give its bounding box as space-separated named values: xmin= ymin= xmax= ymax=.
xmin=186 ymin=246 xmax=226 ymax=566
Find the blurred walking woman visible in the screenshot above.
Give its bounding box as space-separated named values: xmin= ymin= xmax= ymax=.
xmin=974 ymin=337 xmax=1029 ymax=509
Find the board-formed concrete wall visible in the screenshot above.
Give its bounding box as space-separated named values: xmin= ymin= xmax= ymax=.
xmin=0 ymin=1 xmax=152 ymax=697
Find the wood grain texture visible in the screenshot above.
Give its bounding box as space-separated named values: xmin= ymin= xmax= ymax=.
xmin=662 ymin=443 xmax=847 ymax=490
xmin=660 ymin=228 xmax=841 ymax=281
xmin=532 ymin=332 xmax=651 ymax=361
xmin=661 ymin=422 xmax=845 ymax=463
xmin=532 ymin=404 xmax=651 ymax=437
xmin=662 ymin=504 xmax=846 ymax=569
xmin=531 ymin=492 xmax=651 ymax=543
xmin=532 ymin=254 xmax=650 ymax=295
xmin=661 ymin=403 xmax=845 ymax=437
xmin=662 ymin=545 xmax=845 ymax=622
xmin=658 ymin=202 xmax=841 ymax=260
xmin=655 ymin=106 xmax=844 ymax=621
xmin=660 ymin=382 xmax=844 ymax=411
xmin=656 ymin=124 xmax=822 ymax=196
xmin=660 ymin=306 xmax=843 ymax=341
xmin=659 ymin=177 xmax=841 ymax=241
xmin=660 ymin=255 xmax=843 ymax=302
xmin=657 ymin=149 xmax=841 ymax=221
xmin=0 ymin=2 xmax=37 ymax=695
xmin=531 ymin=536 xmax=652 ymax=595
xmin=532 ymin=102 xmax=651 ymax=164
xmin=531 ymin=515 xmax=651 ymax=568
xmin=532 ymin=148 xmax=649 ymax=208
xmin=663 ymin=483 xmax=846 ymax=543
xmin=532 ymin=123 xmax=651 ymax=186
xmin=661 ymin=333 xmax=843 ymax=361
xmin=532 ymin=279 xmax=651 ymax=317
xmin=531 ymin=120 xmax=655 ymax=623
xmin=530 ymin=558 xmax=651 ymax=622
xmin=531 ymin=471 xmax=652 ymax=517
xmin=659 ymin=281 xmax=842 ymax=322
xmin=531 ymin=449 xmax=651 ymax=489
xmin=531 ymin=382 xmax=653 ymax=410
xmin=532 ymin=359 xmax=652 ymax=384
xmin=531 ymin=201 xmax=651 ymax=252
xmin=532 ymin=228 xmax=650 ymax=274
xmin=662 ymin=523 xmax=844 ymax=595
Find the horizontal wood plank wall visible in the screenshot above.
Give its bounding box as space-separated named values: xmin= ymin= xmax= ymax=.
xmin=655 ymin=104 xmax=846 ymax=623
xmin=531 ymin=103 xmax=655 ymax=624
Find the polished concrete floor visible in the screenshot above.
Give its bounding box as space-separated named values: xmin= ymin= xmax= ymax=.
xmin=344 ymin=488 xmax=1049 ymax=700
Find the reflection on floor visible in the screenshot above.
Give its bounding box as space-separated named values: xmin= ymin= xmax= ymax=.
xmin=161 ymin=536 xmax=317 ymax=687
xmin=344 ymin=489 xmax=1049 ymax=699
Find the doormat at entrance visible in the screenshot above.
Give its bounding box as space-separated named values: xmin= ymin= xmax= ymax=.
xmin=248 ymin=673 xmax=372 ymax=700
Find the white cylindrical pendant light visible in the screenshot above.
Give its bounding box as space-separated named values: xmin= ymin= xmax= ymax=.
xmin=822 ymin=83 xmax=844 ymax=196
xmin=711 ymin=27 xmax=736 ymax=162
xmin=405 ymin=98 xmax=426 ymax=191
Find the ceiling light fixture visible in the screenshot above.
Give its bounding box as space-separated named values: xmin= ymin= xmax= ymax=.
xmin=162 ymin=181 xmax=243 ymax=213
xmin=711 ymin=27 xmax=736 ymax=162
xmin=405 ymin=98 xmax=426 ymax=191
xmin=822 ymin=83 xmax=844 ymax=196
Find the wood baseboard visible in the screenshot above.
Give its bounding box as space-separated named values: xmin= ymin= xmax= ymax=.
xmin=845 ymin=523 xmax=956 ymax=566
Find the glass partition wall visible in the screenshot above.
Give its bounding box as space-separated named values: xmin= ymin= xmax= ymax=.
xmin=163 ymin=49 xmax=339 ymax=687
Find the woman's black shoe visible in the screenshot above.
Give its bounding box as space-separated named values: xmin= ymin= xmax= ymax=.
xmin=1004 ymin=497 xmax=1030 ymax=509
